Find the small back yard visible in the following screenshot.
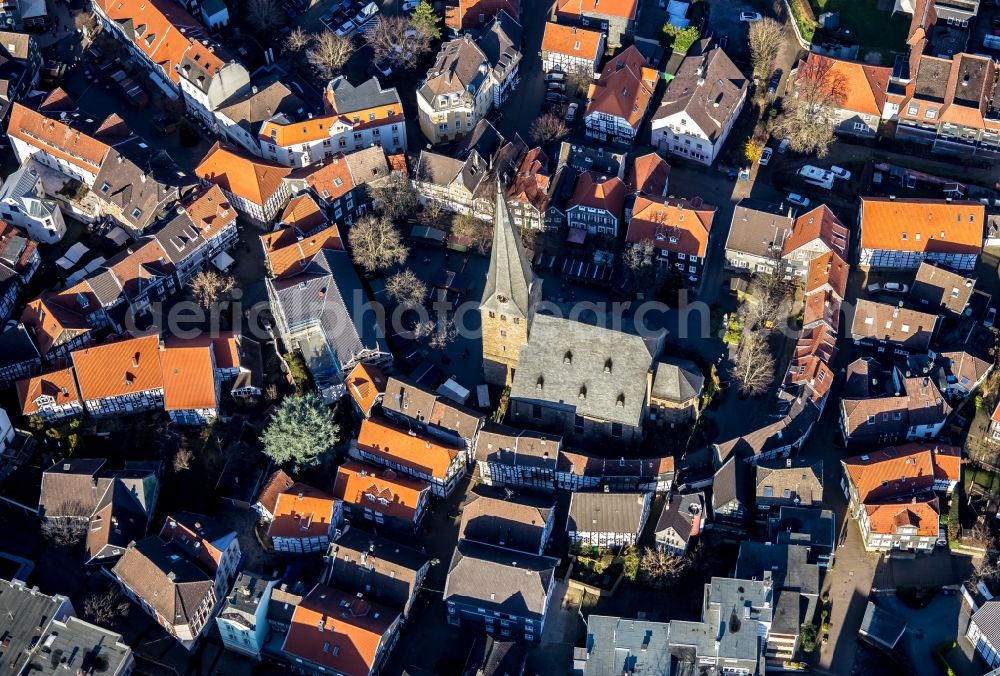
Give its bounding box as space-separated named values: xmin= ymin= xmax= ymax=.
xmin=801 ymin=0 xmax=909 ymax=61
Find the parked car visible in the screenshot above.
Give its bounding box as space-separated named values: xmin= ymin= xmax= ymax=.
xmin=867 ymin=282 xmax=909 ymax=294
xmin=786 ymin=193 xmax=810 ymax=207
xmin=740 ymin=11 xmax=763 ymax=21
xmin=759 ymin=147 xmax=773 ymax=165
xmin=830 ymin=165 xmax=851 ymax=180
xmin=565 ymin=102 xmax=579 ymax=122
xmin=545 ymin=71 xmax=565 ymax=82
xmin=777 ymin=138 xmax=790 ymax=154
xmin=547 ymin=81 xmax=566 ymax=92
xmin=767 ymin=69 xmax=782 ymax=95
xmin=986 ymin=307 xmax=997 ymax=328
xmin=545 ymin=92 xmax=568 ymax=104
xmin=368 ymin=61 xmax=392 ymax=78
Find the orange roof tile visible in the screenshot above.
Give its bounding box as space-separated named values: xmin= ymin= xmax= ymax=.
xmin=860 ymin=198 xmax=983 ymax=254
xmin=804 ymin=251 xmax=849 ymax=299
xmin=8 ymin=104 xmax=111 ymax=175
xmin=262 ymin=223 xmax=344 ymax=278
xmin=356 ymin=418 xmax=459 ymax=480
xmin=445 ymin=0 xmax=520 ymax=30
xmin=541 ymin=22 xmax=604 ymax=62
xmin=279 ymin=194 xmax=329 ymax=232
xmin=195 ymin=142 xmax=291 ymax=208
xmin=332 ymin=460 xmax=429 ymax=523
xmin=159 ymin=345 xmax=217 ymax=412
xmin=628 ymin=152 xmax=670 ymax=196
xmin=346 ymin=363 xmax=387 ymax=417
xmin=843 ymin=443 xmax=961 ymax=503
xmin=21 ymin=295 xmax=92 ymax=356
xmin=268 ymin=483 xmax=338 ymax=540
xmin=94 ymin=0 xmax=227 ymax=86
xmin=71 ymin=335 xmax=163 ymax=402
xmin=506 ymin=147 xmax=550 ymax=212
xmin=255 ymin=469 xmax=295 ymax=515
xmin=783 ymin=204 xmax=849 ymax=259
xmin=802 ymin=53 xmax=890 ymax=117
xmin=625 ymin=195 xmax=715 ymax=258
xmin=557 ymin=0 xmax=638 ymax=20
xmin=283 ymin=585 xmax=394 ymax=676
xmin=568 ymin=171 xmax=626 ymax=217
xmin=259 ymin=114 xmax=336 ymax=147
xmin=182 ymin=184 xmax=237 ymax=241
xmin=585 ymin=46 xmax=656 ymax=130
xmin=304 ymin=155 xmax=356 ymax=202
xmin=17 ymin=367 xmax=80 ymax=415
xmin=865 ymin=498 xmax=939 ymax=537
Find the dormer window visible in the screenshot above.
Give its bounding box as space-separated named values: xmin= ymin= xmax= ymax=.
xmin=564 ymin=351 xmax=572 ymax=364
xmin=579 ymin=385 xmax=587 ymax=399
xmin=536 ymin=376 xmax=544 ymax=390
xmin=604 ymin=358 xmax=612 ymax=374
xmin=617 ymin=393 xmax=625 ymax=407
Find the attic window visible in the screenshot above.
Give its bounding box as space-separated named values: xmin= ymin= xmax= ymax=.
xmin=334 ymin=178 xmax=343 ymax=187
xmin=536 ymin=376 xmax=544 ymax=391
xmin=579 ymin=385 xmax=587 ymax=399
xmin=132 ymin=208 xmax=142 ymax=219
xmin=100 ymin=182 xmax=111 ymax=193
xmin=604 ymin=358 xmax=612 ymax=374
xmin=617 ymin=393 xmax=625 ymax=407
xmin=564 ymin=351 xmax=572 ymax=364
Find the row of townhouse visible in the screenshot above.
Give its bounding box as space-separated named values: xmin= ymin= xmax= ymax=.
xmin=841 ymin=442 xmax=961 ymax=552
xmin=417 ymin=11 xmax=522 ymax=145
xmin=791 ymin=51 xmax=1000 ymax=158
xmin=94 ymin=0 xmax=411 ymax=167
xmin=11 ymin=183 xmax=238 ymax=366
xmin=16 ymin=332 xmax=262 ymax=425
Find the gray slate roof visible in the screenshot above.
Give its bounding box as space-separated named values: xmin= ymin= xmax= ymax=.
xmin=653 ymin=491 xmax=704 ymax=544
xmin=459 ymin=491 xmax=554 ymax=554
xmin=328 ymin=528 xmax=429 ymax=615
xmin=217 ymin=78 xmax=304 ymax=134
xmin=0 ymin=578 xmax=71 ymax=673
xmin=474 ymin=422 xmax=561 ymax=468
xmin=28 ymin=616 xmax=132 ymax=676
xmin=509 ymin=314 xmax=652 ymax=427
xmin=860 ymin=601 xmax=907 ymax=650
xmin=419 ymin=36 xmax=490 ymax=100
xmin=910 ymin=261 xmax=975 ymax=315
xmin=712 ymin=456 xmax=751 ymax=514
xmin=581 ymin=615 xmax=671 ymax=676
xmin=651 ymin=357 xmax=704 ymax=403
xmin=567 ymin=492 xmax=648 ymax=536
xmin=0 ymin=323 xmax=39 ymax=369
xmin=444 ymin=540 xmax=556 ymax=621
xmin=770 ymin=506 xmax=836 ymax=553
xmin=706 ymin=577 xmax=772 ymax=662
xmin=327 ymin=75 xmax=402 ymax=114
xmin=972 ymin=600 xmax=1000 ymax=651
xmin=270 ymin=249 xmax=389 ymax=370
xmin=724 ymin=199 xmax=793 ymax=259
xmin=653 ymin=45 xmax=748 ymax=142
xmin=481 ymin=180 xmax=537 ymax=318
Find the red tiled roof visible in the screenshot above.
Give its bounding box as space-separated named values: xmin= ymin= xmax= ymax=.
xmin=556 ymin=0 xmax=638 ymax=21
xmin=195 ymin=142 xmax=291 ymax=208
xmin=356 ymin=418 xmax=459 ymax=481
xmin=332 ymin=460 xmax=429 ymax=524
xmin=859 ymin=198 xmax=983 ymax=255
xmin=585 ymin=46 xmax=657 ymax=130
xmin=159 ymin=345 xmax=217 ymax=412
xmin=268 ymin=483 xmax=338 ymax=540
xmin=625 ymin=195 xmax=715 ymax=258
xmin=843 ymin=443 xmax=961 ymax=503
xmin=71 ymin=335 xmax=162 ymax=402
xmin=17 ymin=367 xmax=80 ymax=415
xmin=567 ymin=171 xmax=626 ymax=218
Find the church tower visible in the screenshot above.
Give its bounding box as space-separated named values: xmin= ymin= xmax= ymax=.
xmin=480 ymin=179 xmax=540 ymax=386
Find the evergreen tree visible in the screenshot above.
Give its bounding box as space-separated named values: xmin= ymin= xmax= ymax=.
xmin=411 ymin=0 xmax=441 ymax=40
xmin=261 ymin=393 xmax=340 ymax=469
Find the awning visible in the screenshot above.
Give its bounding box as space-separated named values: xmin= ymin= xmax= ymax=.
xmin=56 ymin=242 xmax=89 ymax=270
xmin=567 ymin=228 xmax=586 ymax=244
xmin=212 ymin=252 xmax=235 ymax=271
xmin=105 ymin=227 xmax=130 ymax=246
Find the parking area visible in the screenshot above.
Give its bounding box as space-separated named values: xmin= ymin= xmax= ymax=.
xmin=876 ymin=593 xmax=983 ymax=676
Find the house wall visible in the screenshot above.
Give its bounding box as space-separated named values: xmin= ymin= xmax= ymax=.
xmin=584 ymin=111 xmax=637 ymax=144
xmin=509 ymin=398 xmax=643 ymax=445
xmin=475 ymin=460 xmax=556 ymax=490
xmin=858 ymin=247 xmax=978 ymax=272
xmin=83 ymin=389 xmax=164 ymax=417
xmin=967 ymin=621 xmax=1000 ymax=669
xmin=260 ymin=120 xmax=406 ymax=169
xmin=566 ymin=205 xmax=618 ymax=236
xmin=417 ymin=79 xmax=493 ymax=145
xmin=272 ymin=534 xmax=330 ymax=554
xmin=446 ymin=584 xmax=550 ymax=642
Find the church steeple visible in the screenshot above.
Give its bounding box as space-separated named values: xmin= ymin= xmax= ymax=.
xmin=480 ymin=179 xmax=540 ymax=386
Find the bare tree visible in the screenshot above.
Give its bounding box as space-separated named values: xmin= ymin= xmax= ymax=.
xmin=83 ymin=588 xmax=131 ymax=625
xmin=415 ymin=317 xmax=458 ymax=349
xmin=348 ymin=215 xmax=409 ymax=272
xmin=173 ymin=446 xmax=193 ymax=473
xmin=451 ymin=212 xmax=492 ymax=254
xmin=564 ymin=65 xmax=593 ymax=98
xmin=418 ymin=200 xmax=448 ymax=228
xmin=369 ymin=173 xmax=419 ymax=222
xmin=623 ymin=239 xmax=657 ymax=289
xmin=529 ymin=113 xmax=569 ymax=145
xmin=285 ymin=27 xmax=311 ymax=54
xmin=386 ymin=269 xmax=428 ymax=307
xmin=189 ymin=270 xmax=235 ymax=309
xmin=731 ymin=333 xmax=776 ymax=396
xmin=775 ymin=57 xmax=848 ymax=158
xmin=366 ymin=16 xmax=432 ymax=69
xmin=739 ymin=265 xmax=790 ymax=332
xmin=638 ymin=547 xmax=689 ymax=590
xmin=307 ymin=31 xmax=354 ymax=79
xmin=246 ymin=0 xmax=285 ymax=34
xmin=749 ymin=18 xmax=783 ymax=81
xmin=41 ymin=518 xmax=86 ymax=547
